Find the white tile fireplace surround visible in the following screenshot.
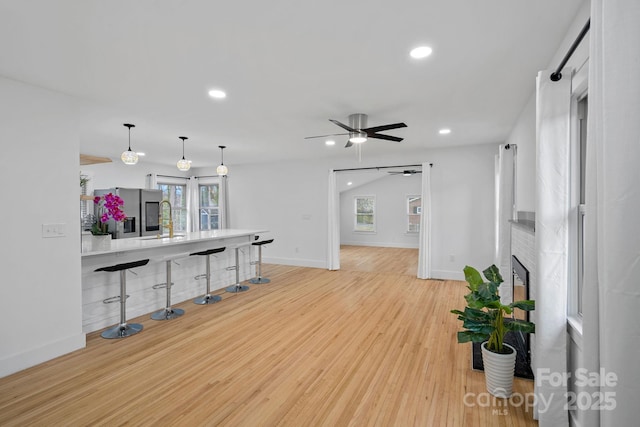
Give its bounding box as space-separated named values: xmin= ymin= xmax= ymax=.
xmin=510 ymin=216 xmax=536 ymax=377
xmin=509 ymin=210 xmax=535 ymax=292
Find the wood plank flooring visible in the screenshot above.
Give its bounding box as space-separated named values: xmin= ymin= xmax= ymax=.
xmin=0 ymin=247 xmax=537 ymax=426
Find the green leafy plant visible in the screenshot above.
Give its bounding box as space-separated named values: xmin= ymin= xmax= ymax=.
xmin=451 ymin=264 xmax=535 ymax=354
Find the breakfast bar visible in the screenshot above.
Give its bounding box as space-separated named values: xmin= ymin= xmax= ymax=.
xmin=81 ymin=229 xmax=266 ymax=333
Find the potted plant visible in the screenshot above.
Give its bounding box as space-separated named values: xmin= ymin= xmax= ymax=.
xmin=91 ymin=193 xmax=126 ymax=236
xmin=451 ymin=264 xmax=535 ymax=397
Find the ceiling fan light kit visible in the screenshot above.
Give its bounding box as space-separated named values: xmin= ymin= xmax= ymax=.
xmin=121 ymin=123 xmax=139 ymax=165
xmin=349 ymin=132 xmax=367 ymax=144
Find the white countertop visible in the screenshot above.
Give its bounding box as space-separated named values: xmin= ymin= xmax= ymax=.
xmin=81 ymin=229 xmax=267 ymax=257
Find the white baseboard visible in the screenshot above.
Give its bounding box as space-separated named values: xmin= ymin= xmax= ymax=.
xmin=340 ymin=241 xmax=419 ymax=249
xmin=0 ymin=333 xmax=86 ymax=378
xmin=263 ymin=256 xmax=326 ymax=269
xmin=431 ymin=269 xmax=465 ymax=281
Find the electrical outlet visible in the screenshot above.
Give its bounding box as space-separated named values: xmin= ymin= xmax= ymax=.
xmin=449 ymin=254 xmax=455 ymax=262
xmin=42 ymin=223 xmax=66 ymax=238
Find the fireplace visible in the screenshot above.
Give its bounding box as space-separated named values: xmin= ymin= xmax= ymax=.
xmin=512 ymin=255 xmax=530 ymax=321
xmin=511 ymin=255 xmax=532 ymax=373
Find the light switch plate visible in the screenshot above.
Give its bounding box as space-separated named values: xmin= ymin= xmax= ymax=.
xmin=42 ymin=223 xmax=66 ymax=238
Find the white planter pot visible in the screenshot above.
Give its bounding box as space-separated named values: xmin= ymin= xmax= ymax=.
xmin=82 ymin=234 xmax=112 ymax=252
xmin=481 ymin=341 xmax=517 ymax=398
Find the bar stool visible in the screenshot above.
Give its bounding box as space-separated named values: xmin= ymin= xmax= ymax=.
xmin=225 ymin=244 xmax=251 ymax=293
xmin=249 ymin=239 xmax=274 ymax=284
xmin=151 ymin=252 xmax=190 ymax=321
xmin=191 ymin=247 xmax=226 ymax=304
xmin=96 ymin=259 xmax=150 ymax=339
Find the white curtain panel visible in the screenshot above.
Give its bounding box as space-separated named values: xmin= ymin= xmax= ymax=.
xmin=219 ymin=175 xmax=230 ymax=229
xmin=145 ymin=173 xmax=158 ymax=189
xmin=534 ymin=69 xmax=571 ymax=425
xmin=494 ymin=144 xmax=515 ymax=303
xmin=417 ymin=163 xmax=432 ymax=279
xmin=186 ymin=177 xmax=199 ymax=232
xmin=582 ymin=2 xmax=640 ymax=425
xmin=327 ymin=170 xmax=340 ymax=270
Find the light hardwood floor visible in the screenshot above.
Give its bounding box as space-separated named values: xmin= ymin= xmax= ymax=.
xmin=0 ymin=248 xmax=537 ymax=426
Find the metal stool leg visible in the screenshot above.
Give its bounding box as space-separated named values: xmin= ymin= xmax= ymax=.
xmin=226 ymin=247 xmax=250 ymax=293
xmin=249 ymin=244 xmax=270 ymax=284
xmin=152 ymin=260 xmax=185 ymax=320
xmin=101 ymin=269 xmax=143 ymax=339
xmin=194 ymin=254 xmax=222 ymax=304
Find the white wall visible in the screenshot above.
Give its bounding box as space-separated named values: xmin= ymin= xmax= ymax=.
xmin=0 ymin=77 xmax=85 ymax=377
xmin=195 ymin=142 xmax=498 ymax=280
xmin=505 ymin=1 xmax=591 ymax=214
xmin=505 ymin=97 xmax=536 ymax=212
xmin=81 ymin=161 xmax=189 ymax=192
xmin=340 ymin=173 xmax=422 ymax=248
xmin=503 ymin=2 xmax=591 ymax=425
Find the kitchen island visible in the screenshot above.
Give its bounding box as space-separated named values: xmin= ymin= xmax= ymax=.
xmin=81 ymin=229 xmax=266 ymax=333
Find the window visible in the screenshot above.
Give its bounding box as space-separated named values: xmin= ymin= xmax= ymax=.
xmin=569 ymin=93 xmax=588 ymax=318
xmin=407 ymin=195 xmax=421 ymax=232
xmin=354 ymin=196 xmax=375 ymax=232
xmin=80 ymin=174 xmax=92 ymax=231
xmin=576 ymin=95 xmax=587 ymax=316
xmin=199 ymin=183 xmax=220 ymax=230
xmin=157 ymin=183 xmax=187 ymax=232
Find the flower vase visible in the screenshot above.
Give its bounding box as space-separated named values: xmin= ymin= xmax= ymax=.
xmin=83 ymin=234 xmax=112 ymax=251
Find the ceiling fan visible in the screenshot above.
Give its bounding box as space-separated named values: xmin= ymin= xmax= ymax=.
xmin=388 ymin=169 xmax=422 ymax=176
xmin=305 ymin=113 xmax=407 ymax=148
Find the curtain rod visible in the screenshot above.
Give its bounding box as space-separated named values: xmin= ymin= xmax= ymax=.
xmin=194 ymin=175 xmax=222 ymax=179
xmin=333 ymin=163 xmax=432 ymax=172
xmin=150 ymin=174 xmax=189 ymax=180
xmin=550 ymin=19 xmax=590 ymax=82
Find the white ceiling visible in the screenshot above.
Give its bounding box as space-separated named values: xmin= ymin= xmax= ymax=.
xmin=0 ymin=0 xmax=584 ymax=169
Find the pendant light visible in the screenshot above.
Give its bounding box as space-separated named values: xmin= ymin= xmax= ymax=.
xmin=121 ymin=123 xmax=139 ymax=165
xmin=216 ymin=145 xmax=228 ymax=176
xmin=176 ymin=136 xmax=191 ymax=171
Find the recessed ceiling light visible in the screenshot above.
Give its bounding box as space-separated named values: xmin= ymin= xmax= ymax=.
xmin=325 ymin=140 xmax=336 ymax=146
xmin=410 ymin=46 xmax=433 ymax=59
xmin=347 ymin=182 xmax=353 ymax=186
xmin=439 ymin=128 xmax=451 ymax=135
xmin=136 ymin=152 xmax=145 ymax=156
xmin=208 ymin=89 xmax=227 ymax=99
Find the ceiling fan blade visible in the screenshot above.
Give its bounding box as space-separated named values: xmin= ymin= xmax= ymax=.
xmin=344 ymin=140 xmax=353 ymax=148
xmin=368 ymin=133 xmax=404 ymax=142
xmin=388 ymin=170 xmax=422 ymax=175
xmin=329 ymin=119 xmax=357 ymax=132
xmin=304 ymin=132 xmax=350 ymax=140
xmin=363 ymin=122 xmax=407 ymax=133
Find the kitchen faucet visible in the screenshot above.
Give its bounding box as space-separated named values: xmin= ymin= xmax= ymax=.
xmin=160 ymin=200 xmax=174 ymax=238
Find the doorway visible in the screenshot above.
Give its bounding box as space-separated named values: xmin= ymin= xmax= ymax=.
xmin=329 ymin=164 xmax=430 ymax=277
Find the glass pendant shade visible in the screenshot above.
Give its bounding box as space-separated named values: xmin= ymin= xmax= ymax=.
xmin=121 ymin=123 xmax=138 ymax=165
xmin=177 ymin=158 xmax=191 ymax=171
xmin=121 ymin=149 xmax=139 ymax=165
xmin=217 ymin=145 xmax=228 ymax=176
xmin=177 ymin=136 xmax=190 ymax=171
